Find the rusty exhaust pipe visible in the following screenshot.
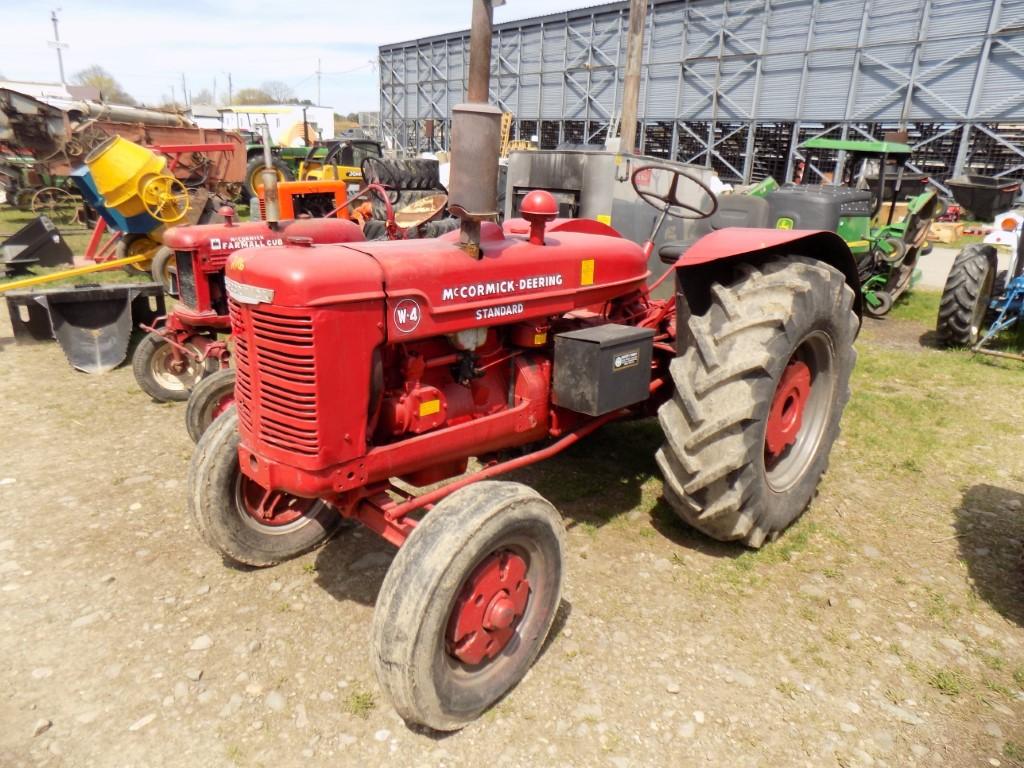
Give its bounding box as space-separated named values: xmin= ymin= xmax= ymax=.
xmin=448 ymin=0 xmax=504 ymax=258
xmin=260 ymin=123 xmax=280 ymax=230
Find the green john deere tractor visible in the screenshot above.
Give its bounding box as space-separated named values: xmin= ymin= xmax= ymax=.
xmin=777 ymin=137 xmax=944 ymax=316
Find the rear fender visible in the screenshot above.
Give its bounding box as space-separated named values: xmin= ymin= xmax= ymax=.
xmin=673 ymin=227 xmax=863 ymax=335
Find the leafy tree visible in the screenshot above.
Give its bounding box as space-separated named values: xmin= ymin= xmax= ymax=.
xmin=191 ymin=88 xmax=215 ymax=105
xmin=72 ymin=65 xmax=136 ymax=105
xmin=232 ymin=88 xmax=273 ymax=105
xmin=261 ymin=81 xmax=294 ymax=103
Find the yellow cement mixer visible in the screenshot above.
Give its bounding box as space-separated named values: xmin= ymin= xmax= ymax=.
xmin=85 ymin=136 xmax=191 ymax=227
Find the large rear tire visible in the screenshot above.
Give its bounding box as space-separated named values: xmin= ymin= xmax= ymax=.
xmin=656 ymin=257 xmax=858 ymax=548
xmin=241 ymin=156 xmax=293 ymax=201
xmin=936 ymin=243 xmax=997 ymax=347
xmin=372 ymin=481 xmax=564 ymax=731
xmin=187 ymin=408 xmax=342 ymax=567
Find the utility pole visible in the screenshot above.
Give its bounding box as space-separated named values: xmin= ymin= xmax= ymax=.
xmin=316 ymin=59 xmax=322 ymax=105
xmin=227 ymin=72 xmax=233 ymax=105
xmin=48 ymin=9 xmax=69 ymax=85
xmin=619 ymin=0 xmax=647 ymax=155
xmin=181 ymin=73 xmax=189 ymax=108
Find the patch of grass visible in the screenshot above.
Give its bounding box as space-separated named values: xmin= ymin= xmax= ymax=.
xmin=776 ymin=680 xmax=800 ymax=698
xmin=1005 ymin=741 xmax=1024 ymax=766
xmin=979 ymin=652 xmax=1006 ymax=671
xmin=822 ymin=567 xmax=843 ymax=580
xmin=344 ymin=688 xmax=376 ymax=719
xmin=883 ymin=687 xmax=902 ymax=705
xmin=1014 ymin=667 xmax=1024 ymax=687
xmin=302 ymin=562 xmax=317 ymax=574
xmin=984 ymin=678 xmax=1013 ymax=698
xmin=923 ymin=588 xmax=960 ymax=626
xmin=927 ymin=668 xmax=968 ymax=696
xmin=889 ymin=289 xmax=942 ymax=325
xmin=226 ymin=744 xmax=244 ymax=764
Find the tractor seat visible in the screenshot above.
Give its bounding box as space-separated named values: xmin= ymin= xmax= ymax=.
xmin=658 ymin=195 xmax=770 ymax=263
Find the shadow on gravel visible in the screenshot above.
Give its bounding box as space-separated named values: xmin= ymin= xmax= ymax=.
xmin=956 ymin=484 xmax=1024 ymax=627
xmin=917 ymin=330 xmax=943 ymax=349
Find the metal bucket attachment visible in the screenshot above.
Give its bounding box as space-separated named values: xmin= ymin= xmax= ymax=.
xmin=16 ymin=283 xmax=165 ymax=373
xmin=0 ymin=216 xmax=74 ymax=275
xmin=4 ymin=291 xmax=54 ymax=342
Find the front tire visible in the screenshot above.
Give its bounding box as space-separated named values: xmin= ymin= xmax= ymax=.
xmin=936 ymin=243 xmax=997 ymax=347
xmin=187 ymin=408 xmax=342 ymax=567
xmin=131 ymin=331 xmax=219 ymax=402
xmin=372 ymin=481 xmax=564 ymax=731
xmin=185 ymin=367 xmax=235 ymax=443
xmin=656 ymin=257 xmax=858 ymax=548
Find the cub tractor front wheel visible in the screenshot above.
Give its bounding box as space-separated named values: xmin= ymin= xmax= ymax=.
xmin=936 ymin=243 xmax=997 ymax=347
xmin=656 ymin=257 xmax=858 ymax=548
xmin=185 ymin=367 xmax=236 ymax=443
xmin=187 ymin=408 xmax=343 ymax=567
xmin=372 ymin=481 xmax=564 ymax=731
xmin=132 ymin=332 xmax=219 ymax=402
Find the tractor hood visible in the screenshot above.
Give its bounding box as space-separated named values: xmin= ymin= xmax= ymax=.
xmin=164 ymin=217 xmax=364 ymax=253
xmin=224 ymin=220 xmax=648 ymax=339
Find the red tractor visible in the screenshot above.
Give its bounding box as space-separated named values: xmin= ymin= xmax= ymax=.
xmin=188 ymin=1 xmax=861 ymax=732
xmin=130 ymin=211 xmax=365 ymax=403
xmin=132 ymin=178 xmax=449 ymax=418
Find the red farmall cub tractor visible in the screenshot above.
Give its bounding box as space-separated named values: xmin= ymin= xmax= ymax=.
xmin=188 ymin=2 xmax=861 ymax=732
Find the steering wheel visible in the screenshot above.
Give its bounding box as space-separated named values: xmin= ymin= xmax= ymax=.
xmin=631 ymin=164 xmax=718 ymax=220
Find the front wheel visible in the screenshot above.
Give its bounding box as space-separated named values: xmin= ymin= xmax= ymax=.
xmin=372 ymin=481 xmax=564 ymax=731
xmin=187 ymin=408 xmax=343 ymax=567
xmin=936 ymin=243 xmax=997 ymax=347
xmin=131 ymin=331 xmax=219 ymax=402
xmin=185 ymin=367 xmax=235 ymax=443
xmin=656 ymin=257 xmax=858 ymax=548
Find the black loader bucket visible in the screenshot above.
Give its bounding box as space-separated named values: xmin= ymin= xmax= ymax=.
xmin=0 ymin=216 xmax=74 ymax=275
xmin=8 ymin=283 xmax=165 ymax=373
xmin=947 ymin=176 xmax=1021 ymax=221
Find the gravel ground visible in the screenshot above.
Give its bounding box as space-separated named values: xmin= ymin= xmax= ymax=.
xmin=0 ymin=305 xmax=1022 ymax=768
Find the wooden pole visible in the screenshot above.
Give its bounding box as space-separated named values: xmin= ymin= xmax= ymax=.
xmin=619 ymin=0 xmax=647 ymax=154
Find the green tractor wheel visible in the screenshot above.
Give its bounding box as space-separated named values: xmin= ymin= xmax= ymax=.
xmin=241 ymin=156 xmax=294 ymax=201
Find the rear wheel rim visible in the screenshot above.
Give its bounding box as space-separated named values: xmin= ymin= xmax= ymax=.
xmin=763 ymin=331 xmax=836 ymax=493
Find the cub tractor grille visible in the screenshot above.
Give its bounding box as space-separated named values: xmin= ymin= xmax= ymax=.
xmin=176 ymin=251 xmax=197 ymax=309
xmin=229 ymin=301 xmax=320 ymax=456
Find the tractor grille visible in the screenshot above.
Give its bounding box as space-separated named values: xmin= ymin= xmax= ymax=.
xmin=230 ymin=300 xmax=320 ymax=456
xmin=176 ymin=251 xmax=197 ymax=309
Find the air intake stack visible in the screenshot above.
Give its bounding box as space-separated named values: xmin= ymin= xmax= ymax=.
xmin=447 ymin=0 xmax=504 ymax=258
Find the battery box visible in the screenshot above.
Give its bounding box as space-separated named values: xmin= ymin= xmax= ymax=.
xmin=552 ymin=324 xmax=655 ymax=416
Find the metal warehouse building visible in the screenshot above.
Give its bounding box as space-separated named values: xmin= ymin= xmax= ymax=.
xmin=379 ymin=0 xmax=1024 ymax=190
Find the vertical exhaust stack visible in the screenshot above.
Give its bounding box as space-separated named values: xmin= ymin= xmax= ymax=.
xmin=260 ymin=123 xmax=281 ymax=230
xmin=448 ymin=0 xmax=504 ymax=258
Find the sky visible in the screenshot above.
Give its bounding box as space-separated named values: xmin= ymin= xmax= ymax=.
xmin=0 ymin=0 xmax=597 ymax=114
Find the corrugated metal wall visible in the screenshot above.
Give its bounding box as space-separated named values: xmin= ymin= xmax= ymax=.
xmin=380 ymin=0 xmax=1024 ymax=184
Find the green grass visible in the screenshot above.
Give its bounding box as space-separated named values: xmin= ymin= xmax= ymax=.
xmin=344 ymin=688 xmax=376 ymax=719
xmin=888 ymin=289 xmax=941 ymax=324
xmin=1005 ymin=741 xmax=1024 ymax=766
xmin=0 ymin=206 xmax=152 ymax=291
xmin=927 ymin=668 xmax=968 ymax=696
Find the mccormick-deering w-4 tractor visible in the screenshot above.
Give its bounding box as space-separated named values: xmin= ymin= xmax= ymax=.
xmin=188 ymin=0 xmax=862 ymax=731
